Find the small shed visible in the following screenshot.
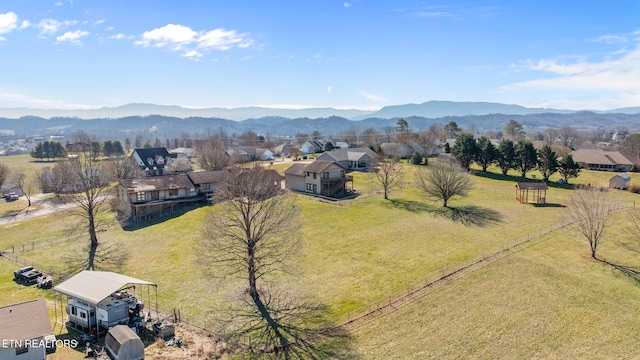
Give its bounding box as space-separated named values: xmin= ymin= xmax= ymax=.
xmin=515 ymin=182 xmax=548 ymax=204
xmin=105 ymin=325 xmax=144 ymax=360
xmin=609 ymin=173 xmax=631 ymax=190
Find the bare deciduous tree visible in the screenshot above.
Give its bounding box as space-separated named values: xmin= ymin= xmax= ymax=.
xmin=374 ymin=158 xmax=402 ymax=200
xmin=0 ymin=163 xmax=9 ymax=191
xmin=415 ymin=163 xmax=472 ymax=208
xmin=199 ymin=168 xmax=341 ymax=357
xmin=567 ymin=186 xmax=614 ymax=259
xmin=11 ymin=172 xmax=39 ymax=209
xmin=197 ymin=138 xmax=232 ymax=171
xmin=61 ymin=153 xmax=117 ymax=270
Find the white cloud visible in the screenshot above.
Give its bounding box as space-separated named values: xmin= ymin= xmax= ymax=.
xmin=344 ymin=2 xmax=352 ymax=8
xmin=56 ymin=30 xmax=89 ymax=45
xmin=55 ymin=1 xmax=64 ymax=6
xmin=37 ymin=19 xmax=61 ymax=35
xmin=0 ymin=93 xmax=93 ymax=109
xmin=359 ymin=90 xmax=388 ymax=102
xmin=109 ymin=33 xmax=126 ymax=40
xmin=502 ymin=34 xmax=640 ymax=110
xmin=327 ymin=86 xmax=333 ymax=93
xmin=182 ymin=49 xmax=202 ymax=61
xmin=0 ymin=12 xmax=18 ymax=34
xmin=136 ymin=23 xmax=254 ymax=58
xmin=198 ymin=28 xmax=252 ymax=50
xmin=136 ymin=24 xmax=198 ymax=48
xmin=20 ymin=20 xmax=29 ymax=29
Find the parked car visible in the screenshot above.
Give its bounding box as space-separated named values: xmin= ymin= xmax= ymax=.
xmin=13 ymin=266 xmax=34 ymax=280
xmin=37 ymin=276 xmax=53 ymax=289
xmin=3 ymin=193 xmax=19 ymax=201
xmin=14 ymin=266 xmax=42 ymax=284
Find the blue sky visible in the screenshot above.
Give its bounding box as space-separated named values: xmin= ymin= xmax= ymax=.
xmin=2 ymin=1 xmax=640 ymax=111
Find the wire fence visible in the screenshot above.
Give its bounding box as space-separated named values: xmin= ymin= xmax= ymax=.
xmin=0 ymin=200 xmax=635 ymax=336
xmin=335 ymin=200 xmax=635 ymax=326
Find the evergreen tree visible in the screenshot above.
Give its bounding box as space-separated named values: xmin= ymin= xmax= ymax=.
xmin=558 ymin=153 xmax=582 ymax=184
xmin=537 ymin=144 xmax=558 ymax=182
xmin=496 ymin=139 xmax=516 ymax=175
xmin=514 ymin=139 xmax=537 ymax=178
xmin=411 ymin=150 xmax=424 ymax=165
xmin=475 ymin=136 xmax=496 ymax=172
xmin=451 ymin=133 xmax=477 ymax=170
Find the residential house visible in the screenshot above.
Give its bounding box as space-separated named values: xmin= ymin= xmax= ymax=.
xmin=284 ymin=160 xmax=353 ymax=197
xmin=609 ymin=173 xmax=631 ymax=190
xmin=118 ymin=175 xmax=198 ymax=222
xmin=271 ymin=143 xmax=300 ymax=157
xmin=316 ymin=148 xmax=379 ymax=170
xmin=186 ymin=170 xmax=231 ymax=202
xmin=227 ymin=147 xmax=274 ymax=162
xmin=334 ymin=141 xmax=349 ymax=149
xmin=0 ymin=298 xmax=53 ymax=360
xmin=301 ymin=140 xmax=324 ymax=154
xmin=130 ymin=147 xmax=178 ymax=177
xmin=169 ymin=147 xmax=194 ymax=158
xmin=570 ymin=149 xmax=633 ymax=172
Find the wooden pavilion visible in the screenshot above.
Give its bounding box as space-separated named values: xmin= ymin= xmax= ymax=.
xmin=515 ymin=182 xmax=548 ymax=204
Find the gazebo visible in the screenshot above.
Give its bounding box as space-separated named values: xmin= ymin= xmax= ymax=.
xmin=515 ymin=182 xmax=548 ymax=204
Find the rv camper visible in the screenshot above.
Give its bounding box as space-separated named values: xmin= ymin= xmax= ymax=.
xmin=66 ymin=290 xmax=143 ymax=333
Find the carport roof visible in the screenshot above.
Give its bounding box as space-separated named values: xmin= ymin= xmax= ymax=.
xmin=54 ymin=271 xmax=156 ymax=305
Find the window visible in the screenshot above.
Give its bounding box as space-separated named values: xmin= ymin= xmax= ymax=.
xmin=306 ymin=183 xmax=313 ymax=191
xmin=323 ymin=172 xmax=329 ymax=179
xmin=71 ymin=306 xmax=77 ymax=316
xmin=169 ymin=188 xmax=178 ymax=196
xmin=313 ymin=172 xmax=316 ymax=179
xmin=81 ymin=312 xmax=86 ymax=319
xmin=15 ymin=346 xmax=28 ymax=355
xmin=203 ymin=183 xmax=211 ymax=190
xmin=340 ymin=170 xmax=345 ymax=177
xmin=136 ymin=192 xmax=146 ymax=201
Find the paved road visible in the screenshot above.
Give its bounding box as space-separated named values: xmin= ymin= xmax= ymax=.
xmin=0 ymin=194 xmax=77 ymax=225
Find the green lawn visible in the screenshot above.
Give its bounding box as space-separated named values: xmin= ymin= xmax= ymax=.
xmin=349 ymin=212 xmax=640 ymax=359
xmin=2 ymin=154 xmax=640 ymax=358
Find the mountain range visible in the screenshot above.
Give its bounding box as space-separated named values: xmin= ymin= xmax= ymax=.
xmin=3 ymin=101 xmax=640 ymax=121
xmin=2 ymin=101 xmax=640 ymax=139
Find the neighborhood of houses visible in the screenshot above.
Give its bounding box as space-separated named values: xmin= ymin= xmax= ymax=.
xmin=1 ymin=130 xmax=639 ymax=359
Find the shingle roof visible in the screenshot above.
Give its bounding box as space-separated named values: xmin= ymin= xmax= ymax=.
xmin=54 ymin=271 xmax=156 ymax=305
xmin=515 ymin=182 xmax=548 ymax=190
xmin=571 ymin=149 xmax=633 ymax=166
xmin=283 ymin=163 xmax=307 ymax=176
xmin=0 ymin=298 xmax=52 ymax=341
xmin=132 ymin=147 xmax=176 ymax=168
xmin=187 ymin=170 xmax=229 ymax=185
xmin=303 ymin=160 xmax=346 ymax=173
xmin=121 ymin=175 xmax=194 ymax=192
xmin=319 ymin=147 xmax=378 ymax=162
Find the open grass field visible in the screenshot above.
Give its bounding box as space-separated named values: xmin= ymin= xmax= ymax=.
xmin=1 ymin=154 xmax=640 ymax=358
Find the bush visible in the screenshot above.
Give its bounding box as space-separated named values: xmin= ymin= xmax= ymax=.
xmin=628 ymin=184 xmax=640 ymax=194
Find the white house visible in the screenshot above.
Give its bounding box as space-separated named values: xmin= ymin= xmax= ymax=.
xmin=0 ymin=298 xmax=53 ymax=360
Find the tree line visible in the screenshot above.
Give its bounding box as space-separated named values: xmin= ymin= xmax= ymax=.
xmin=450 ymin=133 xmax=581 ymax=183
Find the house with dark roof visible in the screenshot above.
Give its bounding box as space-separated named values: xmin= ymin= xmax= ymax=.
xmin=570 ymin=149 xmax=633 ymax=172
xmin=0 ymin=298 xmax=53 ymax=360
xmin=187 ymin=170 xmax=234 ymax=202
xmin=316 ymin=147 xmax=379 ymax=170
xmin=284 ymin=160 xmax=353 ymax=197
xmin=130 ymin=147 xmax=178 ymax=177
xmin=118 ymin=175 xmax=199 ymax=222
